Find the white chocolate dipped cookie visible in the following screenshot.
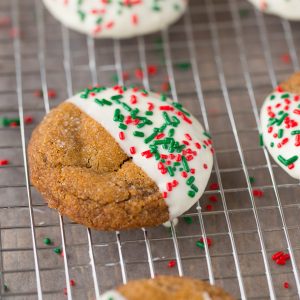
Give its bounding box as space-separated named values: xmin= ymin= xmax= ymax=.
xmin=28 ymin=85 xmax=213 ymax=230
xmin=43 ymin=0 xmax=188 ymax=39
xmin=248 ymin=0 xmax=300 ymax=20
xmin=261 ymin=73 xmax=300 ymax=179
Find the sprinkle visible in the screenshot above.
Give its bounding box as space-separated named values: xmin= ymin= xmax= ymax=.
xmin=175 ymin=62 xmax=191 ymax=70
xmin=43 ymin=237 xmax=52 ymax=245
xmin=205 ymin=204 xmax=213 ymax=211
xmin=181 ymin=156 xmax=190 ymax=172
xmin=283 ymin=282 xmax=289 ymax=289
xmin=119 ymin=132 xmax=125 ymax=140
xmin=278 ymin=155 xmax=298 ymax=166
xmin=253 ymin=189 xmax=263 ymax=197
xmin=188 ymin=190 xmax=195 ymax=198
xmin=130 ymin=147 xmax=136 ymax=155
xmin=0 ymin=160 xmax=9 ymax=166
xmin=249 ymin=176 xmax=255 ymax=184
xmin=259 ymin=134 xmax=264 ymax=146
xmin=168 ymin=260 xmax=176 ymax=268
xmin=183 ymin=216 xmax=193 ymax=224
xmin=53 ymin=247 xmax=61 ymax=254
xmin=24 ymin=116 xmax=33 ymax=124
xmin=280 ymin=54 xmax=291 ymax=64
xmin=70 ymin=279 xmax=75 ymax=286
xmin=209 ymin=195 xmax=218 ymax=202
xmin=3 ymin=284 xmax=8 ymax=292
xmin=133 ymin=131 xmax=144 ymax=137
xmin=209 ymin=183 xmax=219 ymax=190
xmin=196 ymin=237 xmax=212 ymax=249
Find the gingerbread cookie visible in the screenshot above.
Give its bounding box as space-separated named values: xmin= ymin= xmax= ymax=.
xmin=43 ymin=0 xmax=188 ymax=39
xmin=99 ymin=276 xmax=235 ymax=300
xmin=248 ymin=0 xmax=300 ymax=20
xmin=28 ymin=86 xmax=213 ymax=230
xmin=261 ymin=73 xmax=300 ymax=179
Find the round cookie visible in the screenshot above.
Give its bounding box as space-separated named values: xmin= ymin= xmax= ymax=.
xmin=248 ymin=0 xmax=300 ymax=20
xmin=42 ymin=0 xmax=188 ymax=39
xmin=260 ymin=73 xmax=300 ymax=179
xmin=28 ymin=86 xmax=213 ymax=230
xmin=99 ymin=276 xmax=235 ymax=300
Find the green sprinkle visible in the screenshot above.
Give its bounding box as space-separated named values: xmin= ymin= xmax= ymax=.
xmin=167 ymin=166 xmax=174 ymax=177
xmin=291 ymin=130 xmax=300 ymax=135
xmin=145 ymin=111 xmax=153 ymax=116
xmin=161 ymin=94 xmax=167 ymax=101
xmin=53 ymin=247 xmax=61 ymax=254
xmin=188 ymin=190 xmax=195 ymax=198
xmin=113 ymin=109 xmax=120 ymax=121
xmin=111 ymin=95 xmax=123 ymax=100
xmin=168 ymin=128 xmax=175 ymax=137
xmin=259 ymin=134 xmax=264 ymax=146
xmin=186 ymin=176 xmax=195 ymax=186
xmin=191 ymin=184 xmax=199 ymax=192
xmin=182 ymin=156 xmax=190 ymax=172
xmin=278 ymin=129 xmax=284 ymax=138
xmin=133 ymin=131 xmax=144 ymax=137
xmin=281 ymin=93 xmax=290 ymax=99
xmin=162 ymin=112 xmax=172 ymax=125
xmin=183 ymin=216 xmax=193 ymax=224
xmin=3 ymin=284 xmax=8 ymax=292
xmin=278 ymin=155 xmax=298 ymax=166
xmin=270 ymin=94 xmax=276 ymax=100
xmin=122 ymin=103 xmax=132 ymax=112
xmin=172 ymin=102 xmax=190 ymax=116
xmin=119 ymin=123 xmax=127 ymax=130
xmin=249 ymin=176 xmax=255 ymax=184
xmin=270 ymin=142 xmax=274 ymax=148
xmin=144 ymin=129 xmax=159 ymax=144
xmin=277 ymin=113 xmax=288 ymax=126
xmin=175 ymin=62 xmax=191 ymax=70
xmin=203 ymin=131 xmax=212 ymax=139
xmin=43 ymin=238 xmax=51 ymax=245
xmin=196 ymin=241 xmax=204 ymax=249
xmin=158 ymin=123 xmax=168 ymax=133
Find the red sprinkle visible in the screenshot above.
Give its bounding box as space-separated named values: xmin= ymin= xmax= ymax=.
xmin=253 ymin=189 xmax=264 ymax=197
xmin=162 ymin=192 xmax=168 ymax=199
xmin=280 ymin=53 xmax=291 ymax=64
xmin=272 ymin=251 xmax=284 ymax=261
xmin=181 ymin=171 xmax=188 ymax=178
xmin=24 ymin=116 xmax=33 ymax=124
xmin=70 ymin=279 xmax=75 ymax=286
xmin=190 ymin=168 xmax=195 ymax=174
xmin=130 ymin=95 xmax=137 ymax=104
xmin=0 ymin=160 xmax=9 ymax=166
xmin=209 ymin=183 xmax=219 ymax=190
xmin=283 ymin=282 xmax=289 ymax=289
xmin=200 ymin=237 xmax=212 ymax=247
xmin=205 ymin=204 xmax=213 ymax=211
xmin=209 ymin=195 xmax=218 ymax=202
xmin=147 ymin=65 xmax=157 ymax=76
xmin=130 ymin=147 xmax=136 ymax=155
xmin=168 ymin=260 xmax=176 ymax=268
xmin=119 ymin=132 xmax=125 ymax=140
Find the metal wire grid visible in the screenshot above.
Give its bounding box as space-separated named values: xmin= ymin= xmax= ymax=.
xmin=0 ymin=0 xmax=300 ymax=299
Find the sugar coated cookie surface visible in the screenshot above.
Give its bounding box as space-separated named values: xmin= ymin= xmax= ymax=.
xmin=99 ymin=276 xmax=235 ymax=300
xmin=248 ymin=0 xmax=300 ymax=20
xmin=261 ymin=73 xmax=300 ymax=179
xmin=43 ymin=0 xmax=188 ymax=38
xmin=28 ymin=86 xmax=213 ymax=230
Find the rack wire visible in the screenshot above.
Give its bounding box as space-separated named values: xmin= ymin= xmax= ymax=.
xmin=0 ymin=0 xmax=300 ymax=299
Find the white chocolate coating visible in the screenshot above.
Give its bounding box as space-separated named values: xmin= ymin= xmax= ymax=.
xmin=99 ymin=290 xmax=127 ymax=300
xmin=68 ymin=86 xmax=213 ymax=219
xmin=261 ymin=89 xmax=300 ymax=179
xmin=248 ymin=0 xmax=300 ymax=20
xmin=43 ymin=0 xmax=188 ymax=39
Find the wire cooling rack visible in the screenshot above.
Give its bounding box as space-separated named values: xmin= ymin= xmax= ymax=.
xmin=0 ymin=0 xmax=300 ymax=299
